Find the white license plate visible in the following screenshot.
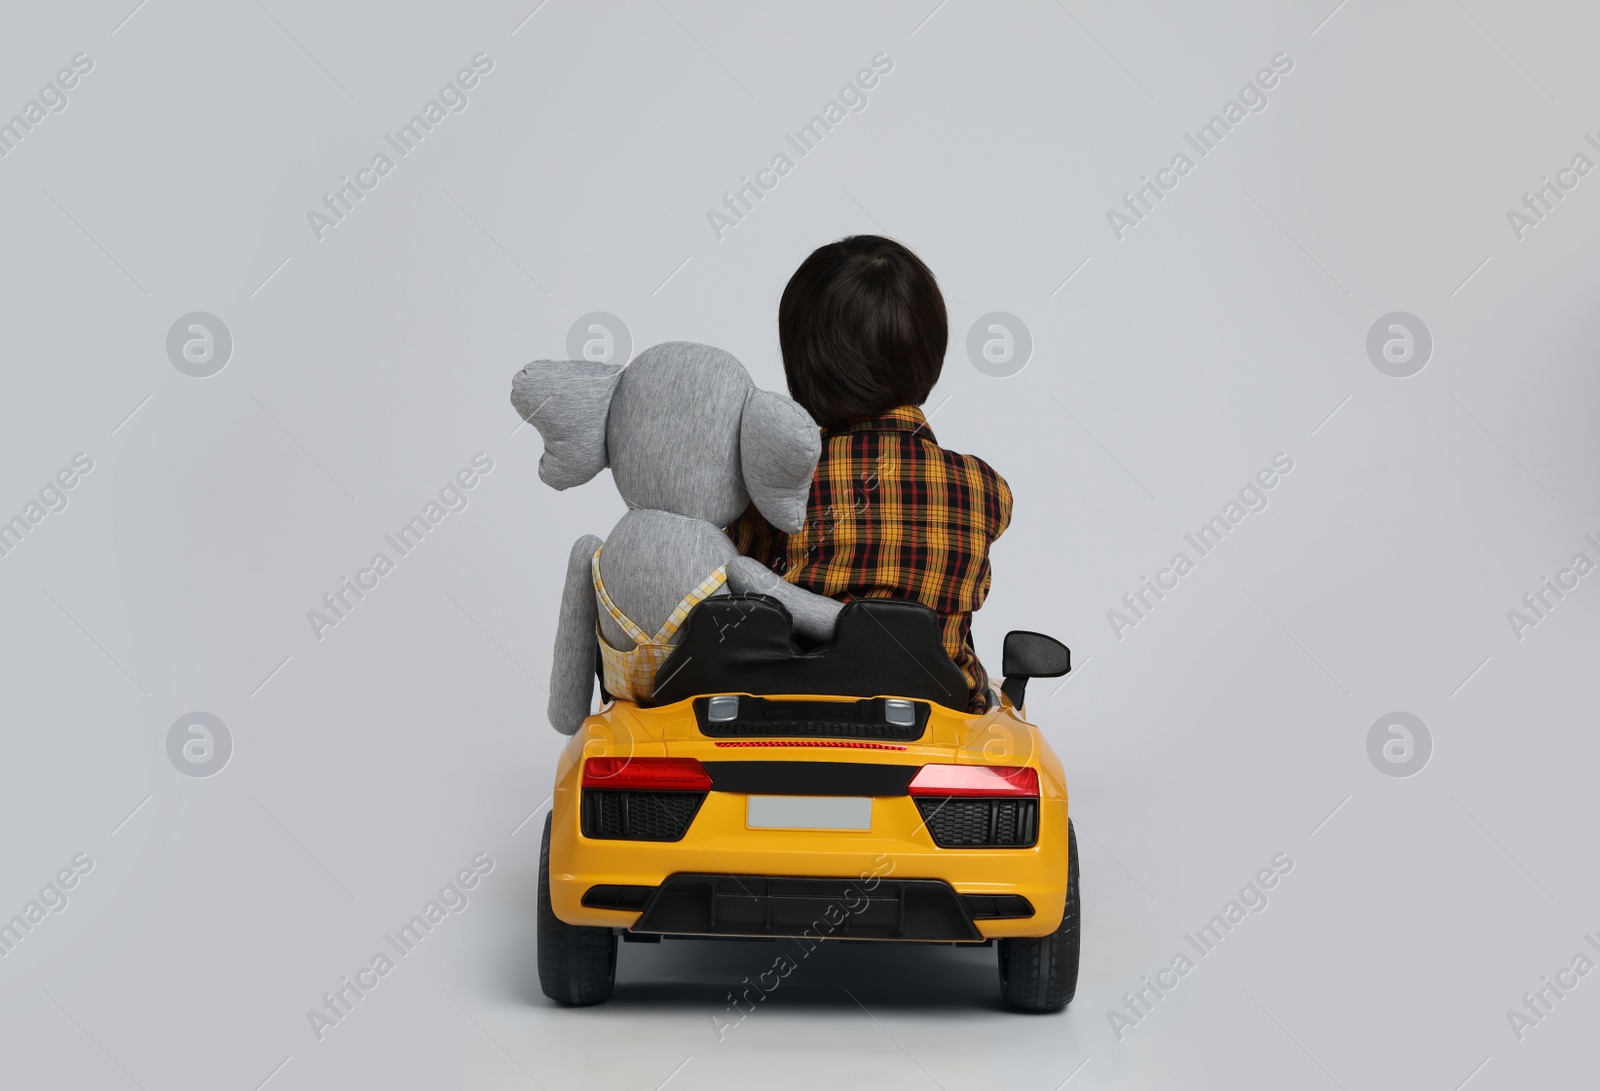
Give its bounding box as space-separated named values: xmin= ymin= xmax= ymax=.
xmin=746 ymin=795 xmax=872 ymax=830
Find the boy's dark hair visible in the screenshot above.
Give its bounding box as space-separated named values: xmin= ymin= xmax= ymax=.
xmin=778 ymin=235 xmax=947 ymax=430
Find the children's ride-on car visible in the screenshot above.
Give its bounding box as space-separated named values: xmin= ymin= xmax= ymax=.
xmin=536 ymin=594 xmax=1079 ymax=1012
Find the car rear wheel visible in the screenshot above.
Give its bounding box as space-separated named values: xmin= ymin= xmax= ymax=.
xmin=537 ymin=813 xmax=617 ymax=1005
xmin=998 ymin=819 xmax=1079 ymax=1012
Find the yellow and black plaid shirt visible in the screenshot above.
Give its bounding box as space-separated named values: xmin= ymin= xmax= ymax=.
xmin=728 ymin=405 xmax=1012 ymax=711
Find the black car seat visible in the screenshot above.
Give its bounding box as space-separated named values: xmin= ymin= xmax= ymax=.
xmin=647 ymin=594 xmax=970 ymax=711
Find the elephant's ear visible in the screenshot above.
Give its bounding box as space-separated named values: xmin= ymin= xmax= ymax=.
xmin=510 ymin=360 xmax=625 ymax=489
xmin=740 ymin=388 xmax=821 ymax=532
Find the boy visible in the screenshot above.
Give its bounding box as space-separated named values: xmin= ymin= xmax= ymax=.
xmin=728 ymin=235 xmax=1012 ymax=712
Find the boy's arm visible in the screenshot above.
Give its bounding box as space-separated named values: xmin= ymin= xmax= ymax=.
xmin=992 ymin=471 xmax=1013 ymax=538
xmin=977 ymin=458 xmax=1014 ymax=540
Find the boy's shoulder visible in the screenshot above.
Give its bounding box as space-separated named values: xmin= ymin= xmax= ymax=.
xmin=890 ymin=423 xmax=1013 ymax=536
xmin=904 ymin=426 xmax=1009 ymax=497
xmin=933 ymin=443 xmax=1012 ymax=530
xmin=936 ymin=443 xmax=1008 ymax=490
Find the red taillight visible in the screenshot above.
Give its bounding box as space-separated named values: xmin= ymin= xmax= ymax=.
xmin=582 ymin=757 xmax=712 ymax=791
xmin=907 ymin=764 xmax=1038 ymax=798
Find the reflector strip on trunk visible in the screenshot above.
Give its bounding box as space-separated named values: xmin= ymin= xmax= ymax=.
xmin=712 ymin=740 xmax=907 ymax=750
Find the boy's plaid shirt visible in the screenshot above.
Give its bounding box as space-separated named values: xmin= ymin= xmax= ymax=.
xmin=727 ymin=405 xmax=1012 ymax=711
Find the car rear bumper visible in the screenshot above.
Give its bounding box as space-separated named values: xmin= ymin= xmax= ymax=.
xmin=546 ymin=786 xmax=1070 ymax=939
xmin=621 ymin=874 xmax=989 ymax=942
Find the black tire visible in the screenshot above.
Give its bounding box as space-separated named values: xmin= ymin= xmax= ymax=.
xmin=537 ymin=813 xmax=617 ymax=1005
xmin=998 ymin=818 xmax=1080 ymax=1012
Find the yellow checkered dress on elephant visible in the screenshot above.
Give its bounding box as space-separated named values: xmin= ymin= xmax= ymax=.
xmin=591 ymin=546 xmax=728 ymax=702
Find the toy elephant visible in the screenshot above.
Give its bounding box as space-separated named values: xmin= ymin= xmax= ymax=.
xmin=511 ymin=341 xmax=844 ymax=734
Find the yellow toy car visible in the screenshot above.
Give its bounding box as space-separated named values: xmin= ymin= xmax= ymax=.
xmin=536 ymin=594 xmax=1078 ymax=1012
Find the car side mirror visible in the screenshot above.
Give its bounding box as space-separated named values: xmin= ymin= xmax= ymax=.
xmin=1000 ymin=631 xmax=1071 ymax=711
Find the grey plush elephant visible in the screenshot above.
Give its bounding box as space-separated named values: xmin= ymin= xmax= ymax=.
xmin=512 ymin=342 xmax=844 ymax=734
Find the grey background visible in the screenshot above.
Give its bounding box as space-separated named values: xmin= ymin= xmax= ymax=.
xmin=2 ymin=1 xmax=1597 ymax=1088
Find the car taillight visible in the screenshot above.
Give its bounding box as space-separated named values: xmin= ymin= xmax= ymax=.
xmin=582 ymin=757 xmax=712 ymax=791
xmin=907 ymin=764 xmax=1038 ymax=798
